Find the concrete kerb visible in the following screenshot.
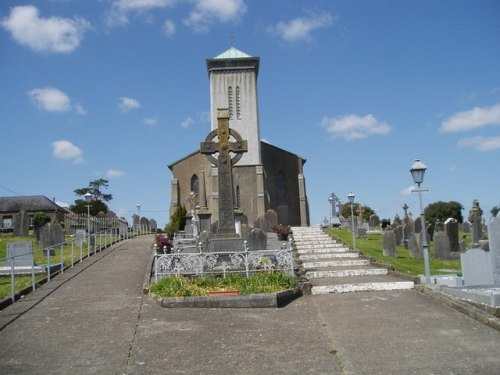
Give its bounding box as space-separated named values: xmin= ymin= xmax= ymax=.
xmin=415 ymin=285 xmax=500 ymax=331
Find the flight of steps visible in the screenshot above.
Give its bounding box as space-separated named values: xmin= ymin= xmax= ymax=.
xmin=291 ymin=226 xmax=414 ymax=295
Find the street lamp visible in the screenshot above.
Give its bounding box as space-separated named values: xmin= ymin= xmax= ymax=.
xmin=410 ymin=159 xmax=431 ymax=284
xmin=84 ymin=192 xmax=92 ymax=255
xmin=136 ymin=203 xmax=141 ymax=235
xmin=347 ymin=192 xmax=356 ymax=250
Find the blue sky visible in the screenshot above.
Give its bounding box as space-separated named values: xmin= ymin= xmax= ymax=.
xmin=1 ymin=0 xmax=499 ymax=228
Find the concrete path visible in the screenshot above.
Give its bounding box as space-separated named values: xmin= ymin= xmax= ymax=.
xmin=0 ymin=235 xmax=499 ymax=375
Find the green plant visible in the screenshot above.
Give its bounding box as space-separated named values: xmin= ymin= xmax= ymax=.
xmin=165 ymin=205 xmax=187 ymax=234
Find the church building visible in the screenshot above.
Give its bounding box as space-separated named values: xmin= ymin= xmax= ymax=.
xmin=168 ymin=47 xmax=309 ymax=229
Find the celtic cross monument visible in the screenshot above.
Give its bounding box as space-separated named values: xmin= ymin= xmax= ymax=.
xmin=200 ymin=108 xmax=248 ymax=241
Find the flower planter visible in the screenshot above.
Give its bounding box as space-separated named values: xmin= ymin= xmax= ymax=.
xmin=207 ymin=290 xmax=240 ymax=297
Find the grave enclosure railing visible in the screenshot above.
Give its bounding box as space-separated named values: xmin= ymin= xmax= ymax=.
xmin=0 ymin=227 xmax=141 ymax=305
xmin=153 ymin=241 xmax=294 ymax=281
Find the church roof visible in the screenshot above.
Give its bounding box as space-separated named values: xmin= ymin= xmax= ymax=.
xmin=214 ymin=47 xmax=252 ymax=59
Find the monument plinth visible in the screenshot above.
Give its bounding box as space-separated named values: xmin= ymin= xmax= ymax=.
xmin=200 ymin=108 xmax=248 ymax=252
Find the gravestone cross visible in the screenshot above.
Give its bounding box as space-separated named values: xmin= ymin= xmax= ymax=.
xmin=201 ymin=108 xmax=248 ymax=237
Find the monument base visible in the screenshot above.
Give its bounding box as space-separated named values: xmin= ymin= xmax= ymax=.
xmin=207 ymin=237 xmax=244 ymax=253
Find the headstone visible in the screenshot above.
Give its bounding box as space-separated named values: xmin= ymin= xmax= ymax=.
xmin=394 ymin=225 xmax=403 ymax=246
xmin=489 ymin=215 xmax=500 ymax=285
xmin=40 ymin=222 xmax=65 ymax=255
xmin=433 ymin=231 xmax=451 ymax=259
xmin=369 ymin=214 xmax=380 ymax=228
xmin=435 ymin=220 xmax=444 ymax=233
xmin=444 ymin=218 xmax=459 ymax=252
xmin=13 ymin=211 xmax=30 ymax=237
xmin=263 ymin=210 xmax=278 ymax=233
xmin=382 ymin=230 xmax=397 ymax=258
xmin=381 ymin=219 xmax=390 ymax=229
xmin=408 ymin=233 xmax=423 ymax=259
xmin=468 ymin=199 xmax=483 ymax=247
xmin=357 ymin=227 xmax=367 ymax=238
xmin=402 ymin=224 xmax=412 ymax=248
xmin=413 ymin=217 xmax=422 ymax=234
xmin=6 ymin=241 xmax=34 ymax=267
xmin=248 ymin=228 xmax=267 ymax=251
xmin=75 ymin=229 xmax=86 ymax=247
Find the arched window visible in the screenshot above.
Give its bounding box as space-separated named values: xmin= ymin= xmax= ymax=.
xmin=228 ymin=86 xmax=234 ymax=119
xmin=236 ymin=86 xmax=241 ymax=119
xmin=276 ymin=171 xmax=287 ymax=205
xmin=191 ymin=174 xmax=199 ymax=201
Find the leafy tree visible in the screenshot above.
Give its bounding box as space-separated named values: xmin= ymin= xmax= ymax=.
xmin=165 ymin=205 xmax=187 ymax=234
xmin=33 ymin=211 xmax=50 ymax=240
xmin=424 ymin=201 xmax=463 ymax=224
xmin=491 ymin=206 xmax=500 ymax=218
xmin=70 ymin=179 xmax=112 ymax=215
xmin=341 ymin=203 xmax=375 ymax=221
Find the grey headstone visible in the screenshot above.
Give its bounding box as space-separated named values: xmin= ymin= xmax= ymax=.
xmin=248 ymin=228 xmax=267 ymax=251
xmin=382 ymin=230 xmax=397 ymax=258
xmin=357 ymin=227 xmax=367 ymax=238
xmin=461 ymin=248 xmax=492 ymax=286
xmin=488 ymin=216 xmax=500 ymax=285
xmin=402 ymin=224 xmax=412 ymax=248
xmin=435 ymin=220 xmax=444 ymax=233
xmin=433 ymin=231 xmax=451 ymax=259
xmin=7 ymin=241 xmax=34 ymax=267
xmin=444 ymin=218 xmax=459 ymax=252
xmin=369 ymin=214 xmax=380 ymax=228
xmin=264 ymin=209 xmax=278 ymax=233
xmin=13 ymin=211 xmax=30 ymax=237
xmin=408 ymin=233 xmax=423 ymax=259
xmin=75 ymin=230 xmax=85 ymax=247
xmin=413 ymin=217 xmax=422 ymax=234
xmin=394 ymin=225 xmax=403 ymax=246
xmin=40 ymin=222 xmax=65 ymax=254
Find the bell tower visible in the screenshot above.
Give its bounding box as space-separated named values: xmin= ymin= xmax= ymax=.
xmin=206 ymin=47 xmax=261 ymax=166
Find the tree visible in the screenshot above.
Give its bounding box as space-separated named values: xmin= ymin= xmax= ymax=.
xmin=424 ymin=201 xmax=463 ymax=224
xmin=70 ymin=179 xmax=112 ymax=215
xmin=491 ymin=206 xmax=500 ymax=218
xmin=341 ymin=203 xmax=375 ymax=221
xmin=165 ymin=205 xmax=187 ymax=234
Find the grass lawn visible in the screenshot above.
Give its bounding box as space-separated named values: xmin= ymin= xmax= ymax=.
xmin=325 ymin=228 xmax=462 ymax=276
xmin=150 ymin=271 xmax=297 ymax=298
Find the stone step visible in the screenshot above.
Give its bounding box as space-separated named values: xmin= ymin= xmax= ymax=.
xmin=294 ymin=240 xmax=342 ymax=246
xmin=302 ymin=259 xmax=370 ymax=268
xmin=295 ymin=243 xmax=346 ymax=250
xmin=311 ymin=281 xmax=415 ymax=294
xmin=297 ymin=247 xmax=350 ymax=254
xmin=306 ymin=267 xmax=388 ymax=279
xmin=298 ymin=252 xmax=359 ymax=261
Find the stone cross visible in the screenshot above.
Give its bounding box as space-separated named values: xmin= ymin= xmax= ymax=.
xmin=200 ymin=108 xmax=248 ymax=237
xmin=402 ymin=203 xmax=409 ymax=217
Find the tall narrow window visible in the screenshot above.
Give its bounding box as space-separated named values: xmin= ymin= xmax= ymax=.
xmin=235 ymin=185 xmax=241 ymax=208
xmin=276 ymin=171 xmax=287 ymax=205
xmin=236 ymin=86 xmax=241 ymax=119
xmin=191 ymin=174 xmax=199 ymax=202
xmin=228 ymin=86 xmax=234 ymax=119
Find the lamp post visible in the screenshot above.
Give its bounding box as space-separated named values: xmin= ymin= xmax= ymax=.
xmin=347 ymin=192 xmax=356 ymax=250
xmin=136 ymin=203 xmax=141 ymax=235
xmin=84 ymin=192 xmax=92 ymax=255
xmin=410 ymin=159 xmax=431 ymax=284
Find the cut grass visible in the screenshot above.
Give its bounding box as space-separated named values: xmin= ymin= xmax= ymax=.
xmin=325 ymin=228 xmax=462 ymax=276
xmin=150 ymin=271 xmax=297 ymax=298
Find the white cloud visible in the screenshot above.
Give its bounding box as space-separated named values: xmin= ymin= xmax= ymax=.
xmin=119 ymin=97 xmax=141 ymax=112
xmin=184 ymin=0 xmax=247 ymax=32
xmin=51 ymin=140 xmax=83 ymax=163
xmin=401 ymin=186 xmax=415 ymax=196
xmin=163 ymin=19 xmax=176 ymax=37
xmin=268 ymin=11 xmax=333 ymax=42
xmin=106 ymin=0 xmax=177 ymax=27
xmin=457 ymin=136 xmax=500 ymax=152
xmin=29 ymin=87 xmax=71 ymax=112
xmin=0 ymin=5 xmax=90 ymax=53
xmin=181 ymin=117 xmax=195 ymax=128
xmin=321 ymin=114 xmax=391 ymax=140
xmin=106 ymin=169 xmax=126 ymax=178
xmin=440 ymin=103 xmax=500 ymax=133
xmin=144 ymin=116 xmax=158 ymax=126
xmin=28 ymin=87 xmax=86 ymax=115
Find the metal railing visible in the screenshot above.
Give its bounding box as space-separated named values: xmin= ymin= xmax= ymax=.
xmin=0 ymin=228 xmax=137 ymax=304
xmin=153 ymin=240 xmax=294 ymax=281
